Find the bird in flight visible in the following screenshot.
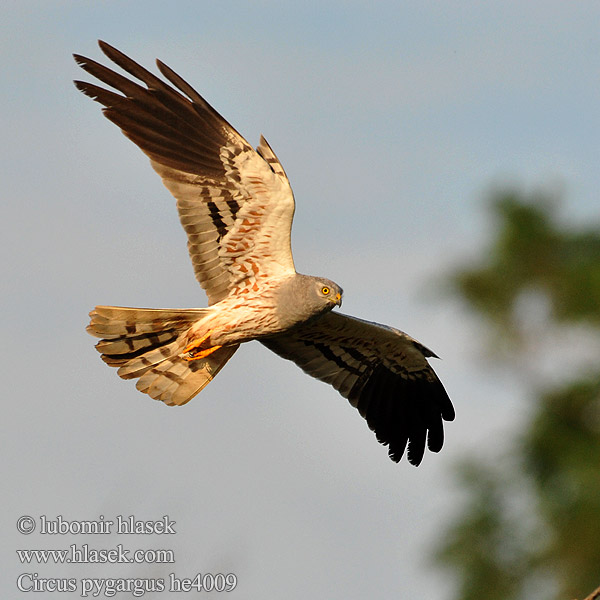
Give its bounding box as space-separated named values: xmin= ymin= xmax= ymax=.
xmin=74 ymin=41 xmax=454 ymax=466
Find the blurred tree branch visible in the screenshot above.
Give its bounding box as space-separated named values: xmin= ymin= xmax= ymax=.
xmin=579 ymin=585 xmax=600 ymax=600
xmin=434 ymin=186 xmax=600 ymax=600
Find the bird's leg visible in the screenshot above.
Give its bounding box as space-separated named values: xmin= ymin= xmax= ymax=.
xmin=184 ymin=345 xmax=223 ymax=361
xmin=183 ymin=330 xmax=223 ymax=362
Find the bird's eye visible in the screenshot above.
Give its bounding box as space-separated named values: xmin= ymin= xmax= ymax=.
xmin=321 ymin=286 xmax=330 ymax=295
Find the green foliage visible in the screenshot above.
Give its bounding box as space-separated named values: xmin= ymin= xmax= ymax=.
xmin=436 ymin=187 xmax=600 ymax=600
xmin=434 ymin=462 xmax=530 ymax=600
xmin=455 ymin=189 xmax=600 ymax=339
xmin=523 ymin=377 xmax=600 ymax=596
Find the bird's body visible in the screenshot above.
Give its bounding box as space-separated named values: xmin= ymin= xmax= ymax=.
xmin=184 ymin=273 xmax=343 ymax=349
xmin=76 ymin=41 xmax=455 ymax=465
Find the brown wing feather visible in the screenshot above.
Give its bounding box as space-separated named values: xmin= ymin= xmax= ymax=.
xmin=74 ymin=41 xmax=296 ymax=305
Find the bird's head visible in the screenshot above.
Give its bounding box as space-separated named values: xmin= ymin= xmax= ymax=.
xmin=314 ymin=278 xmax=343 ymax=308
xmin=275 ymin=274 xmax=343 ymax=328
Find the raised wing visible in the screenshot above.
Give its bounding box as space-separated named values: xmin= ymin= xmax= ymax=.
xmin=261 ymin=311 xmax=455 ymax=466
xmin=74 ymin=41 xmax=296 ymax=305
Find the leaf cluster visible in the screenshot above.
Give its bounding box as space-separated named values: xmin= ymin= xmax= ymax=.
xmin=436 ymin=187 xmax=600 ymax=599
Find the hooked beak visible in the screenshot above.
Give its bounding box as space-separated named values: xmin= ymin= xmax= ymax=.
xmin=334 ymin=292 xmax=342 ymax=307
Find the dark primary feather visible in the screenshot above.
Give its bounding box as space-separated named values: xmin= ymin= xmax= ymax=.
xmin=73 ymin=41 xmax=248 ymax=178
xmin=349 ymin=363 xmax=452 ymax=465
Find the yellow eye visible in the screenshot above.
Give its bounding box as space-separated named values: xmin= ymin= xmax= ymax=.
xmin=322 ymin=286 xmax=330 ymax=295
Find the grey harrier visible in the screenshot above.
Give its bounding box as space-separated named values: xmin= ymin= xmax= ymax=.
xmin=75 ymin=41 xmax=454 ymax=466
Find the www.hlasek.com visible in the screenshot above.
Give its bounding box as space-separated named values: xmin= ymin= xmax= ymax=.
xmin=17 ymin=544 xmax=174 ymax=565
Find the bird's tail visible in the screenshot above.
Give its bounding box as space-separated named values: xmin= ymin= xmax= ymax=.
xmin=87 ymin=306 xmax=238 ymax=406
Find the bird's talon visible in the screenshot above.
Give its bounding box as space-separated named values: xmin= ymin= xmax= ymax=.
xmin=183 ymin=344 xmax=223 ymax=362
xmin=182 ymin=329 xmax=216 ymax=360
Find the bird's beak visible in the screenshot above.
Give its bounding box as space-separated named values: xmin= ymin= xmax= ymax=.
xmin=334 ymin=292 xmax=342 ymax=307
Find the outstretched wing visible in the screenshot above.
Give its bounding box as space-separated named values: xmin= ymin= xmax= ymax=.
xmin=261 ymin=311 xmax=455 ymax=466
xmin=74 ymin=41 xmax=295 ymax=305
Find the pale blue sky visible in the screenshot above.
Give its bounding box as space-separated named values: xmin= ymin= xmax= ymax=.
xmin=2 ymin=2 xmax=599 ymax=598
